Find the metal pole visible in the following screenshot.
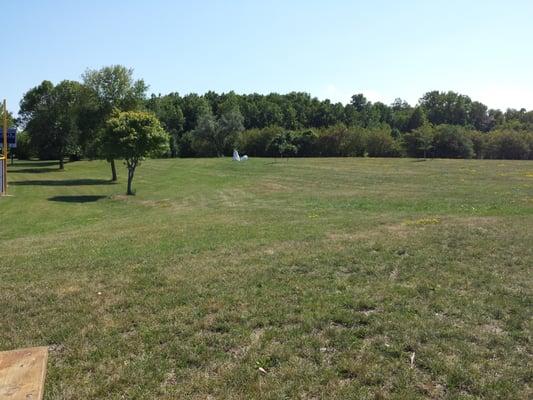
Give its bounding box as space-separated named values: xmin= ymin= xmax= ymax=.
xmin=2 ymin=99 xmax=7 ymax=195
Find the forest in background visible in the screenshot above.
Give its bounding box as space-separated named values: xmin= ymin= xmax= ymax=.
xmin=9 ymin=65 xmax=533 ymax=163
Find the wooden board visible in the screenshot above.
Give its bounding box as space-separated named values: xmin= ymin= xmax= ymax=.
xmin=0 ymin=347 xmax=48 ymax=400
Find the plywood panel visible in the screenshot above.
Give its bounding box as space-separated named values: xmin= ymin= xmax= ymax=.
xmin=0 ymin=347 xmax=48 ymax=400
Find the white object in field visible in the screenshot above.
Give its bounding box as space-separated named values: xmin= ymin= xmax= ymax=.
xmin=232 ymin=150 xmax=249 ymax=161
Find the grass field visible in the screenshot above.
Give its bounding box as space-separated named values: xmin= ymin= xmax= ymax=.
xmin=1 ymin=157 xmax=532 ymax=399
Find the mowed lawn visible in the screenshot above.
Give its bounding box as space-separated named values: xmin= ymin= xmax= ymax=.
xmin=0 ymin=158 xmax=532 ymax=399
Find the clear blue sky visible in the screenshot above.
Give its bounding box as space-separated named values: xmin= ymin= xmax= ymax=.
xmin=4 ymin=0 xmax=533 ymax=114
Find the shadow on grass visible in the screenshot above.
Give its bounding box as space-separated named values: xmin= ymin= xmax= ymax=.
xmin=48 ymin=195 xmax=107 ymax=203
xmin=11 ymin=167 xmax=60 ymax=173
xmin=11 ymin=179 xmax=115 ymax=186
xmin=13 ymin=161 xmax=60 ymax=167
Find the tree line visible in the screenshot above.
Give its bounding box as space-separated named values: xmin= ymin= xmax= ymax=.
xmin=14 ymin=65 xmax=533 ymax=170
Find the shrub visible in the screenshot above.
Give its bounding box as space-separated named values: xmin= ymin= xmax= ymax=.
xmin=267 ymin=131 xmax=298 ymax=158
xmin=467 ymin=131 xmax=487 ymax=159
xmin=293 ymin=129 xmax=319 ymax=156
xmin=316 ymin=124 xmax=351 ymax=156
xmin=13 ymin=131 xmax=34 ymax=160
xmin=432 ymin=125 xmax=474 ymax=158
xmin=177 ymin=132 xmax=195 ymax=157
xmin=366 ymin=126 xmax=401 ymax=157
xmin=341 ymin=127 xmax=367 ymax=156
xmin=236 ymin=126 xmax=283 ymax=157
xmin=402 ymin=124 xmax=435 ymax=158
xmin=486 ymin=130 xmax=530 ymax=160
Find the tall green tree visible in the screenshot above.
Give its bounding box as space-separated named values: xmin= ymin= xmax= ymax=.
xmin=218 ymin=105 xmax=244 ymax=153
xmin=82 ymin=65 xmax=147 ymax=180
xmin=267 ymin=131 xmax=298 ymax=159
xmin=104 ymin=111 xmax=169 ymax=195
xmin=0 ymin=108 xmax=15 ymax=128
xmin=20 ymin=80 xmax=91 ymax=168
xmin=404 ymin=124 xmax=434 ymax=158
xmin=432 ymin=124 xmax=474 ymax=158
xmin=191 ymin=106 xmax=244 ymax=156
xmin=406 ymin=107 xmax=427 ymax=132
xmin=146 ymin=93 xmax=185 ymax=157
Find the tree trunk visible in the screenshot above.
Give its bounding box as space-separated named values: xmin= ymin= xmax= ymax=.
xmin=59 ymin=157 xmax=64 ymax=170
xmin=110 ymin=159 xmax=117 ymax=181
xmin=126 ymin=167 xmax=135 ymax=195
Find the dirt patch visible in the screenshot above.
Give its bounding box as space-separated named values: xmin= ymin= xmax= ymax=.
xmin=57 ymin=285 xmax=81 ymax=296
xmin=229 ymin=328 xmax=264 ymax=359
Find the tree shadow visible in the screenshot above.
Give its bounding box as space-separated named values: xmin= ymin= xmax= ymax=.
xmin=48 ymin=195 xmax=107 ymax=203
xmin=11 ymin=168 xmax=60 ymax=173
xmin=11 ymin=179 xmax=115 ymax=186
xmin=13 ymin=161 xmax=59 ymax=167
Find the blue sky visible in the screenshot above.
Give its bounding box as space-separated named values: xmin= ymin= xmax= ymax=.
xmin=4 ymin=0 xmax=533 ymax=114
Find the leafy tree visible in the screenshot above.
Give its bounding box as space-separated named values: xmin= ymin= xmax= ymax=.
xmin=420 ymin=91 xmax=473 ymax=126
xmin=19 ymin=81 xmax=54 ymax=149
xmin=104 ymin=111 xmax=169 ymax=195
xmin=218 ymin=106 xmax=244 ymax=153
xmin=191 ymin=106 xmax=244 ymax=156
xmin=317 ymin=124 xmax=350 ymax=156
xmin=268 ymin=131 xmax=298 ymax=159
xmin=403 ymin=124 xmax=434 ymax=158
xmin=488 ymin=109 xmax=504 ymax=128
xmin=257 ymin=98 xmax=283 ymax=127
xmin=406 ymin=107 xmax=427 ymax=132
xmin=235 ymin=126 xmax=283 ymax=156
xmin=432 ymin=125 xmax=474 ymax=158
xmin=468 ymin=130 xmax=487 ymax=159
xmin=0 ymin=108 xmax=15 ymax=128
xmin=146 ymin=93 xmax=184 ymax=157
xmin=486 ymin=130 xmax=530 ymax=160
xmin=294 ymin=129 xmax=319 ymax=156
xmin=191 ymin=109 xmax=218 ymax=156
xmin=389 ymin=104 xmax=413 ymax=133
xmin=350 ymin=94 xmax=370 ymax=112
xmin=180 ymin=94 xmax=211 ymax=132
xmin=365 ymin=126 xmax=400 ymax=157
xmin=469 ymin=101 xmax=490 ymax=131
xmin=13 ymin=131 xmax=33 ymax=159
xmin=83 ymin=65 xmax=148 ymax=180
xmin=19 ymin=80 xmax=90 ymax=168
xmin=340 ymin=127 xmax=367 ymax=156
xmin=310 ymin=99 xmax=338 ymax=127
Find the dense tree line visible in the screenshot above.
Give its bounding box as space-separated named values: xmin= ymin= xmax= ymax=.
xmin=13 ymin=65 xmax=533 ymax=164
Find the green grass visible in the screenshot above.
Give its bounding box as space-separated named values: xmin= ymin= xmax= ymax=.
xmin=1 ymin=157 xmax=532 ymax=399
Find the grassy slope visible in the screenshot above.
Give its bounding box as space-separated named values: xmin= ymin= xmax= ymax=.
xmin=0 ymin=158 xmax=532 ymax=399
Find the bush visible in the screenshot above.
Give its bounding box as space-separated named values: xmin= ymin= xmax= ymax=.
xmin=236 ymin=126 xmax=282 ymax=157
xmin=467 ymin=131 xmax=487 ymax=159
xmin=402 ymin=125 xmax=435 ymax=158
xmin=177 ymin=132 xmax=195 ymax=157
xmin=486 ymin=130 xmax=531 ymax=160
xmin=341 ymin=127 xmax=367 ymax=156
xmin=366 ymin=126 xmax=401 ymax=157
xmin=316 ymin=124 xmax=351 ymax=156
xmin=293 ymin=129 xmax=319 ymax=156
xmin=267 ymin=131 xmax=298 ymax=158
xmin=432 ymin=125 xmax=474 ymax=158
xmin=527 ymin=133 xmax=533 ymax=160
xmin=13 ymin=131 xmax=34 ymax=160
